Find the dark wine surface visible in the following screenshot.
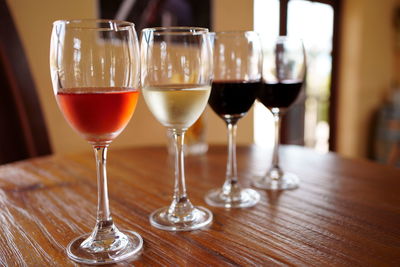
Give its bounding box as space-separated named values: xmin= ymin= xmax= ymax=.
xmin=208 ymin=81 xmax=260 ymax=117
xmin=258 ymin=81 xmax=303 ymax=108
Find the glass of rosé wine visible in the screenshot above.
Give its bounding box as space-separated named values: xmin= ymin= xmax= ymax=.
xmin=50 ymin=19 xmax=143 ymax=265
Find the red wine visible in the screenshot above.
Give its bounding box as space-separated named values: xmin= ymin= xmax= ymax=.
xmin=258 ymin=81 xmax=303 ymax=108
xmin=208 ymin=81 xmax=259 ymax=117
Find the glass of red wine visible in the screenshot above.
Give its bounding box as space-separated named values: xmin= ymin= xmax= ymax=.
xmin=205 ymin=31 xmax=262 ymax=208
xmin=253 ymin=36 xmax=306 ymax=190
xmin=50 ymin=20 xmax=143 ymax=264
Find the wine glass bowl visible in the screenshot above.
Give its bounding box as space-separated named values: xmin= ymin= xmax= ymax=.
xmin=253 ymin=36 xmax=306 ymax=190
xmin=50 ymin=19 xmax=143 ymax=264
xmin=205 ymin=31 xmax=262 ymax=208
xmin=141 ymin=27 xmax=213 ymax=231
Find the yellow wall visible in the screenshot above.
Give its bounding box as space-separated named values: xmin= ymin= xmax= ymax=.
xmin=7 ymin=0 xmax=255 ymax=155
xmin=337 ymin=0 xmax=399 ymax=158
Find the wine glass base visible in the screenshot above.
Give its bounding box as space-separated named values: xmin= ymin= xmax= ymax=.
xmin=150 ymin=206 xmax=213 ymax=231
xmin=253 ymin=172 xmax=299 ymax=190
xmin=205 ymin=188 xmax=260 ymax=208
xmin=66 ymin=230 xmax=143 ymax=265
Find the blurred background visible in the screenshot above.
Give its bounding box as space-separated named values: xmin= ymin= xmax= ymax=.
xmin=1 ymin=0 xmax=400 ymax=166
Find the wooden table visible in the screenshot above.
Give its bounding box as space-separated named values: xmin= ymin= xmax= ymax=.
xmin=0 ymin=145 xmax=399 ymax=266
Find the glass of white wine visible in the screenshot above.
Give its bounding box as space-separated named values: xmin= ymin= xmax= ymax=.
xmin=141 ymin=27 xmax=213 ymax=231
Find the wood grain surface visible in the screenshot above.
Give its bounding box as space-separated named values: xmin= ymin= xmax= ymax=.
xmin=0 ymin=145 xmax=399 ymax=266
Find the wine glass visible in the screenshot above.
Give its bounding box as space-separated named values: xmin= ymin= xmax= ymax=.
xmin=141 ymin=27 xmax=213 ymax=231
xmin=253 ymin=36 xmax=306 ymax=190
xmin=50 ymin=19 xmax=143 ymax=264
xmin=205 ymin=31 xmax=262 ymax=208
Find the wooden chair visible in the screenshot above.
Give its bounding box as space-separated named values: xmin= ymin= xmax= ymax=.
xmin=0 ymin=1 xmax=51 ymax=164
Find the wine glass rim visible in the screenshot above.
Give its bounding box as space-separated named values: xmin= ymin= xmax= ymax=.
xmin=142 ymin=26 xmax=209 ymax=35
xmin=52 ymin=19 xmax=135 ymax=31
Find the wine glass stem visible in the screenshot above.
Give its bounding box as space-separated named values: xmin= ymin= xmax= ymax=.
xmin=169 ymin=129 xmax=193 ymax=216
xmin=93 ymin=145 xmax=114 ymax=229
xmin=271 ymin=110 xmax=281 ymax=170
xmin=223 ymin=122 xmax=238 ymax=194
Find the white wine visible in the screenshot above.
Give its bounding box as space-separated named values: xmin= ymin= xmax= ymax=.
xmin=143 ymin=84 xmax=211 ymax=129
